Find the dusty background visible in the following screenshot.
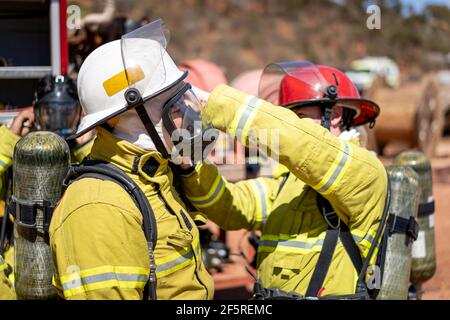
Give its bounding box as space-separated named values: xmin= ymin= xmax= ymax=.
xmin=71 ymin=0 xmax=450 ymax=80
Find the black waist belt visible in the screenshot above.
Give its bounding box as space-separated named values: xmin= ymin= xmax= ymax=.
xmin=387 ymin=214 xmax=419 ymax=241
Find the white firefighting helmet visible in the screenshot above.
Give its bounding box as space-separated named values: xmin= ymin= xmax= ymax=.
xmin=72 ymin=19 xmax=185 ymax=140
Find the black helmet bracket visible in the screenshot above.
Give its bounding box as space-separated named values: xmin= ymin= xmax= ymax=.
xmin=320 ymin=85 xmax=338 ymax=130
xmin=124 ymin=88 xmax=171 ymax=159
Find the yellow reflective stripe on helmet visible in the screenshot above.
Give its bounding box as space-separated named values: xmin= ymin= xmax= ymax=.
xmin=187 ymin=174 xmax=226 ymax=208
xmin=102 ymin=65 xmax=145 ymax=97
xmin=60 ymin=265 xmax=149 ymax=298
xmin=250 ymin=179 xmax=270 ymax=229
xmin=312 ymin=141 xmax=353 ymax=195
xmin=0 ymin=154 xmax=11 ymax=173
xmin=229 ymin=95 xmax=261 ymax=144
xmin=156 ymin=236 xmax=201 ymax=278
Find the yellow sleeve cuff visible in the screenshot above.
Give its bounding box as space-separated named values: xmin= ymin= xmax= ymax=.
xmin=0 ymin=125 xmax=20 ymax=159
xmin=202 ymin=84 xmax=252 ymax=132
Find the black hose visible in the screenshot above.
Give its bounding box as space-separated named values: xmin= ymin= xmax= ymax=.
xmin=357 ymin=175 xmax=391 ymax=285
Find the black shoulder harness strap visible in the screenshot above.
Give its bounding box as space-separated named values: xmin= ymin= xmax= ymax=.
xmin=63 ymin=160 xmax=158 ymax=300
xmin=305 ymin=192 xmax=364 ymax=298
xmin=306 ymin=176 xmax=391 ymax=299
xmin=252 ymin=172 xmax=390 ymax=300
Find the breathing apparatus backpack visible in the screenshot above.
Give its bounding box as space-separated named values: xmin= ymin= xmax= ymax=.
xmin=62 ymin=159 xmax=159 ymax=300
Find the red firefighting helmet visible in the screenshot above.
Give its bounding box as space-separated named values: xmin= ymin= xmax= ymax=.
xmin=259 ymin=61 xmax=380 ymax=126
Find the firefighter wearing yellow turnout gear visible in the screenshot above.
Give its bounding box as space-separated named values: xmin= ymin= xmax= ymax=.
xmin=50 ymin=127 xmax=214 ymax=300
xmin=181 ymin=84 xmax=387 ymax=297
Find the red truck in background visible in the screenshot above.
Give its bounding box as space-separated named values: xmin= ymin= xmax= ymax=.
xmin=0 ymin=0 xmax=68 ymax=126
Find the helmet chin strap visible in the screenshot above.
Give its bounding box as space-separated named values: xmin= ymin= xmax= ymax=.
xmin=125 ymin=88 xmax=171 ymax=159
xmin=321 ymin=106 xmax=332 ymax=131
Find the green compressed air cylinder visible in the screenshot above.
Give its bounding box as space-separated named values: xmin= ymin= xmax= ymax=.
xmin=13 ymin=132 xmax=69 ymax=299
xmin=395 ymin=150 xmax=436 ymax=284
xmin=377 ymin=165 xmax=419 ymax=300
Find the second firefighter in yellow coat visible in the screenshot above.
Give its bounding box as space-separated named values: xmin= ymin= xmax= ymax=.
xmin=181 ymin=62 xmax=388 ymax=298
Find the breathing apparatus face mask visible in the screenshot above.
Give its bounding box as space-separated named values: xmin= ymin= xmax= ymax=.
xmin=161 ymin=83 xmax=219 ymax=164
xmin=34 ymin=77 xmax=81 ymax=138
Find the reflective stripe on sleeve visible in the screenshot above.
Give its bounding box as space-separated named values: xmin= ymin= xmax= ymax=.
xmin=250 ymin=179 xmax=269 ymax=229
xmin=230 ymin=95 xmax=262 ymax=144
xmin=258 ymin=227 xmax=377 ymax=255
xmin=0 ymin=154 xmax=11 ymax=173
xmin=312 ymin=141 xmax=353 ymax=195
xmin=351 ymin=227 xmax=379 ymax=258
xmin=187 ymin=174 xmax=226 ymax=208
xmin=258 ymin=233 xmax=327 ymax=254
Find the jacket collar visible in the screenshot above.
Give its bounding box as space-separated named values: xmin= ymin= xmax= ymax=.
xmin=90 ymin=127 xmax=171 ymax=184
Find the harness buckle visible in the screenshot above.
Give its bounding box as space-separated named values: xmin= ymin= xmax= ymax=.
xmin=323 ymin=210 xmax=340 ymax=229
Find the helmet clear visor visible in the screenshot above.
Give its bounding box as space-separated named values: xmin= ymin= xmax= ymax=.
xmin=258 ymin=61 xmax=330 ymax=104
xmin=120 ymin=19 xmax=169 ymax=99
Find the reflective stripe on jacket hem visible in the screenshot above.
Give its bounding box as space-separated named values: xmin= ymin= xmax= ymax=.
xmin=60 ymin=265 xmax=149 ymax=298
xmin=156 ymin=235 xmax=202 ymax=278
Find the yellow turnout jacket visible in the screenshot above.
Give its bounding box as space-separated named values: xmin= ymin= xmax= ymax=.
xmin=181 ymin=85 xmax=387 ymax=297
